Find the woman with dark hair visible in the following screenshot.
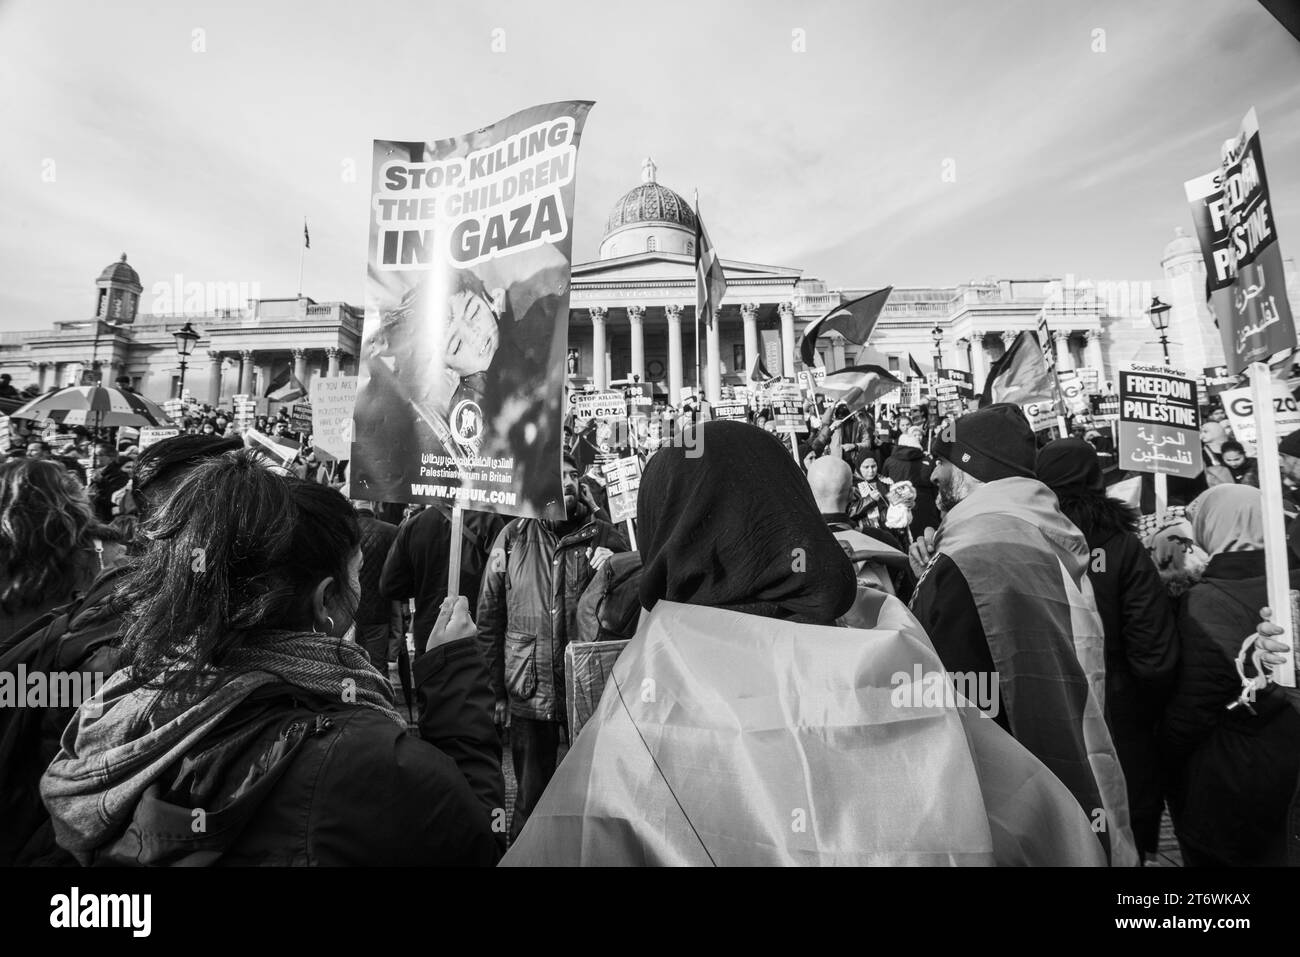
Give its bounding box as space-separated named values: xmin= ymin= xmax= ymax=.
xmin=1036 ymin=438 xmax=1178 ymax=862
xmin=41 ymin=450 xmax=503 ymax=866
xmin=505 ymin=421 xmax=1109 ymax=866
xmin=0 ymin=458 xmax=126 ymax=645
xmin=848 ymin=456 xmax=890 ymax=529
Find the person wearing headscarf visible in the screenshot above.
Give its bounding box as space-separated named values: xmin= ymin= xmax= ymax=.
xmin=1037 ymin=439 xmax=1178 ymax=861
xmin=1161 ymin=484 xmax=1300 ymax=867
xmin=504 ymin=421 xmax=1110 ymax=866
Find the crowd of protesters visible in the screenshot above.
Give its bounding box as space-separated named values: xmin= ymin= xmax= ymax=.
xmin=0 ymin=370 xmax=1297 ymax=867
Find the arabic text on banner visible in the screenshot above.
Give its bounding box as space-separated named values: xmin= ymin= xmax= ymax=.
xmin=1184 ymin=108 xmax=1295 ymax=375
xmin=1117 ymin=364 xmax=1201 ymax=479
xmin=350 ymin=101 xmax=594 ymax=518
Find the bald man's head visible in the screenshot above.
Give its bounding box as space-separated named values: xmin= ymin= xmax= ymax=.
xmin=806 ymin=455 xmax=853 ymax=514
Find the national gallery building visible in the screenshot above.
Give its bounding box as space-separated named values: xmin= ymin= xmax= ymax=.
xmin=3 ymin=158 xmax=1289 ymax=408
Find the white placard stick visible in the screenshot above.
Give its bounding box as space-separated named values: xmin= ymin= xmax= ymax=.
xmin=1251 ymin=360 xmax=1294 ymax=687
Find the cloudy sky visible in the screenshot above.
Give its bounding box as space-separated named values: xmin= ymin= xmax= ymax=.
xmin=0 ymin=0 xmax=1297 ymax=331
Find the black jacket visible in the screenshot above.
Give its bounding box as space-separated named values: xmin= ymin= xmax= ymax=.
xmin=1058 ymin=492 xmax=1178 ymax=855
xmin=879 ymin=446 xmax=940 ymax=538
xmin=1161 ymin=552 xmax=1300 ymax=866
xmin=54 ymin=638 xmax=504 ymax=866
xmin=380 ymin=507 xmax=505 ymax=654
xmin=355 ymin=512 xmax=398 ymax=626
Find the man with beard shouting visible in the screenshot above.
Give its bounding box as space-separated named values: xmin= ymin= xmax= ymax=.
xmin=477 ymin=454 xmax=627 ymax=842
xmin=906 ymin=403 xmax=1137 ymax=865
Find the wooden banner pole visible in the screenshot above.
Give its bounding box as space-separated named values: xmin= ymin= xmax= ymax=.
xmin=447 ymin=505 xmax=465 ymax=599
xmin=1251 ymin=360 xmax=1295 ymax=687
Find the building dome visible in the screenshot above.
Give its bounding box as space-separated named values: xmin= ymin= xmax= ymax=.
xmin=599 ymin=159 xmax=697 ymax=260
xmin=97 ymin=252 xmax=141 ymax=289
xmin=1161 ymin=227 xmax=1199 ymax=263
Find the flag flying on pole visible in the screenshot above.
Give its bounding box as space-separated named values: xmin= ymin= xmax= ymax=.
xmin=267 ymin=371 xmax=308 ymax=403
xmin=908 ymin=354 xmax=927 ymax=380
xmin=798 ymin=287 xmax=893 ymax=368
xmin=748 ymin=352 xmax=776 ymax=385
xmin=979 ymin=331 xmax=1056 ymax=408
xmin=695 ymin=200 xmax=726 ymax=330
xmin=817 ymin=364 xmax=904 ymax=414
xmin=304 ymin=219 xmax=310 ymax=249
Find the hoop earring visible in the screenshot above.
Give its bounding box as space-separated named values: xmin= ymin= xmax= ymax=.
xmin=324 ymin=616 xmax=335 ymax=635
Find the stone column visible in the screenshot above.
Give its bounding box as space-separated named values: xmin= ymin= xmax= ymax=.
xmin=741 ymin=303 xmax=759 ymax=374
xmin=779 ymin=301 xmax=796 ymax=377
xmin=239 ymin=350 xmax=254 ymax=394
xmin=969 ymin=333 xmax=989 ymax=392
xmin=666 ymin=304 xmax=684 ymax=405
xmin=208 ymin=352 xmax=223 ymax=406
xmin=589 ymin=307 xmax=608 ymax=390
xmin=1000 ymin=330 xmax=1017 ymax=350
xmin=1084 ymin=329 xmax=1105 ymax=372
xmin=627 ymin=306 xmax=646 ymax=383
xmin=292 ymin=348 xmax=308 ymax=385
xmin=326 ymin=347 xmax=341 ymax=378
xmin=1052 ymin=330 xmax=1074 ymax=371
xmin=705 ymin=308 xmax=722 ymax=402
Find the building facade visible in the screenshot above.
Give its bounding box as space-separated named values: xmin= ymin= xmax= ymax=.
xmin=3 ymin=163 xmax=1295 ymax=407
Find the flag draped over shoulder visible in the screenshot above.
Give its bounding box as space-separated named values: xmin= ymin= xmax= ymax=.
xmin=979 ymin=330 xmax=1055 ymax=407
xmin=931 ymin=476 xmax=1138 ymax=866
xmin=503 ymin=597 xmax=1109 ymax=866
xmin=695 ymin=204 xmax=726 ymax=329
xmin=799 ymin=287 xmax=893 ymax=368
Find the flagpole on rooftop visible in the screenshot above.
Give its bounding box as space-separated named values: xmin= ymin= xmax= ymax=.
xmin=693 ymin=189 xmax=702 ymax=404
xmin=298 ymin=216 xmax=308 ymax=299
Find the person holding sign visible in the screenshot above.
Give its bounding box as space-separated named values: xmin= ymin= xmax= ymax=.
xmin=1161 ymin=485 xmax=1300 ymax=867
xmin=476 ymin=455 xmax=627 ymax=842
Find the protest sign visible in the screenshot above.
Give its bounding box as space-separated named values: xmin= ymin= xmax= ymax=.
xmin=1201 ymin=365 xmax=1240 ymax=398
xmin=571 ymin=391 xmax=626 ymax=430
xmin=350 ymin=101 xmax=593 ymax=518
xmin=603 ymin=455 xmax=642 ymax=523
xmin=712 ymin=401 xmax=748 ymax=421
xmin=232 ymin=394 xmax=257 ymax=433
xmin=311 ymin=376 xmax=357 ymax=461
xmin=1117 ymin=364 xmax=1201 ymax=479
xmin=138 ymin=427 xmax=180 ymax=450
xmin=1184 ymin=108 xmax=1295 ymax=375
xmin=1022 ymin=400 xmax=1057 ymax=433
xmin=290 ymin=401 xmax=313 ymax=434
xmin=770 ymin=382 xmax=804 ymax=433
xmin=1057 ymin=370 xmax=1090 ymax=415
xmin=1220 ymin=383 xmax=1300 ymax=454
xmin=1075 ymin=367 xmax=1101 ymax=395
xmin=0 ymin=415 xmax=9 ymax=453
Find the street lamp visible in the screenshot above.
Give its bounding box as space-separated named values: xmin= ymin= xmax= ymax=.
xmin=931 ymin=324 xmax=944 ymax=369
xmin=173 ymin=322 xmax=200 ymax=399
xmin=1146 ymin=297 xmax=1172 ymax=366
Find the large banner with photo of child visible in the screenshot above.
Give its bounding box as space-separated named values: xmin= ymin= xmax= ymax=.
xmin=351 ymin=100 xmax=595 ymax=519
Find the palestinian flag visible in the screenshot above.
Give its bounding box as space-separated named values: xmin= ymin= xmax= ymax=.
xmin=979 ymin=331 xmax=1056 ymax=408
xmin=267 ymin=370 xmax=308 ymax=403
xmin=748 ymin=352 xmax=775 ymax=385
xmin=799 ymin=286 xmax=893 ymax=369
xmin=695 ymin=202 xmax=727 ymax=330
xmin=908 ymin=354 xmax=927 ymax=381
xmin=817 ymin=364 xmax=903 ymax=414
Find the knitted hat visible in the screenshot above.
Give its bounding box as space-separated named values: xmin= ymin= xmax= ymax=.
xmin=931 ymin=403 xmax=1036 ymax=483
xmin=1036 ymin=438 xmax=1104 ymax=493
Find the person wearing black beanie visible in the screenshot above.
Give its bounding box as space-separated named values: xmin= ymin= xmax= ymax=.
xmin=1036 ymin=438 xmax=1177 ymax=862
xmin=907 ymin=406 xmax=1138 ymax=863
